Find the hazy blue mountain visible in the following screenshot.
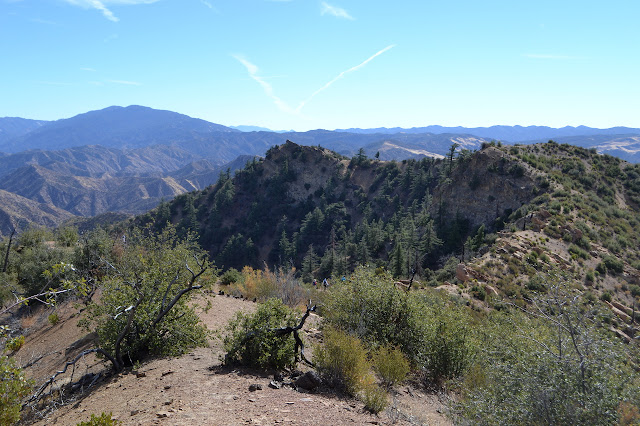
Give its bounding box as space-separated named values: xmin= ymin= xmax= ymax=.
xmin=231 ymin=125 xmax=275 ymax=132
xmin=1 ymin=105 xmax=238 ymax=153
xmin=281 ymin=130 xmax=488 ymax=158
xmin=231 ymin=125 xmax=293 ymax=133
xmin=335 ymin=125 xmax=640 ymax=143
xmin=0 ymin=117 xmax=48 ymax=145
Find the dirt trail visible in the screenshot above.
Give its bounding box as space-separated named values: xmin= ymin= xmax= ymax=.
xmin=11 ymin=292 xmax=450 ymax=425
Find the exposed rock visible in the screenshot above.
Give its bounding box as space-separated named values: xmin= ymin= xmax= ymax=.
xmin=456 ymin=264 xmax=470 ymax=282
xmin=294 ymin=371 xmax=321 ymax=391
xmin=248 ymin=383 xmax=263 ymax=392
xmin=606 ymin=301 xmax=632 ymax=323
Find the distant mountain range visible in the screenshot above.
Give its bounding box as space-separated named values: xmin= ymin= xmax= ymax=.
xmin=0 ymin=105 xmax=639 ymax=235
xmin=336 ymin=124 xmax=640 ymax=142
xmin=231 ymin=125 xmax=292 ymax=133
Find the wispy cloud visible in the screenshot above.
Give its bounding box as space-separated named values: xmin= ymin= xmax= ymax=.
xmin=522 ymin=53 xmax=583 ymax=60
xmin=108 ymin=79 xmax=142 ymax=86
xmin=63 ymin=0 xmax=159 ymax=22
xmin=30 ymin=18 xmax=59 ymax=25
xmin=234 ymin=44 xmax=395 ymax=115
xmin=233 ymin=55 xmax=295 ymax=114
xmin=199 ymin=0 xmax=218 ymax=12
xmin=81 ymin=67 xmax=97 ymax=72
xmin=34 ymin=81 xmax=73 ymax=86
xmin=321 ymin=1 xmax=354 ymax=20
xmin=296 ymin=44 xmax=395 ymax=112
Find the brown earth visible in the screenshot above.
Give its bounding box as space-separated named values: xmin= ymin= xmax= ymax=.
xmin=7 ymin=291 xmax=451 ymax=426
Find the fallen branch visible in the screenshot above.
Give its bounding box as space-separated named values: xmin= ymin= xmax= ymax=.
xmin=27 ymin=347 xmax=118 ymax=405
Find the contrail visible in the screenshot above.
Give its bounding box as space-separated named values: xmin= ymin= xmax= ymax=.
xmin=296 ymin=44 xmax=395 ymax=113
xmin=233 ymin=55 xmax=295 ymax=114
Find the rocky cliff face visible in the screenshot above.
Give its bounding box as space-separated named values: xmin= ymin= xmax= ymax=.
xmin=433 ymin=147 xmax=540 ymax=229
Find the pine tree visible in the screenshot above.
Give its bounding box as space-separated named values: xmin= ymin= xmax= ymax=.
xmin=302 ymin=244 xmax=318 ymax=282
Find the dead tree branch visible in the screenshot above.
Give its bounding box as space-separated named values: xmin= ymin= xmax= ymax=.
xmin=27 ymin=347 xmax=117 ymax=405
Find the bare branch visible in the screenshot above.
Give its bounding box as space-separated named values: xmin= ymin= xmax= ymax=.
xmin=27 ymin=347 xmax=118 ymax=404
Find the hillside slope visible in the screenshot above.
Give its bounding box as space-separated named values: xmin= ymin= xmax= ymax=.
xmin=0 ymin=189 xmax=75 ymax=235
xmin=140 ymin=140 xmax=640 ymax=343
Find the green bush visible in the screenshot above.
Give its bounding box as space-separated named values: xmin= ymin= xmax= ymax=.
xmin=602 ymin=255 xmax=624 ymax=275
xmin=456 ymin=274 xmax=640 ymax=425
xmin=373 ymin=345 xmax=410 ymax=388
xmin=220 ymin=268 xmax=241 ymax=285
xmin=314 ymin=327 xmax=372 ymax=395
xmin=0 ymin=355 xmax=32 ymax=425
xmin=5 ymin=335 xmax=25 ymax=352
xmin=361 ymin=382 xmax=389 ymax=414
xmin=80 ymin=226 xmax=211 ymax=369
xmin=48 ymin=312 xmax=60 ymax=326
xmin=223 ymin=298 xmax=298 ymax=370
xmin=76 ymin=412 xmax=121 ymax=425
xmin=323 ymin=267 xmax=475 ymax=384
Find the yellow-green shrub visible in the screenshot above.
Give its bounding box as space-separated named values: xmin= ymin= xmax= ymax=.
xmin=0 ymin=355 xmax=32 ymax=424
xmin=361 ymin=381 xmax=389 ymax=414
xmin=76 ymin=412 xmax=121 ymax=426
xmin=314 ymin=327 xmax=371 ymax=395
xmin=373 ymin=345 xmax=410 ymax=388
xmin=5 ymin=335 xmax=25 ymax=352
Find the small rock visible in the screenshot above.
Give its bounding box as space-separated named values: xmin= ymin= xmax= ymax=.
xmin=156 ymin=411 xmax=170 ymax=418
xmin=164 ymin=399 xmax=173 ymax=405
xmin=164 ymin=385 xmax=171 ymax=390
xmin=248 ymin=398 xmax=256 ymax=402
xmin=135 ymin=371 xmax=146 ymax=378
xmin=130 ymin=410 xmax=139 ymax=416
xmin=268 ymin=381 xmax=281 ymax=389
xmin=248 ymin=383 xmax=263 ymax=392
xmin=161 ymin=370 xmax=174 ymax=377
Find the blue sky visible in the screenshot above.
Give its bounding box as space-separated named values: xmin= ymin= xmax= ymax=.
xmin=2 ymin=0 xmax=639 ymax=131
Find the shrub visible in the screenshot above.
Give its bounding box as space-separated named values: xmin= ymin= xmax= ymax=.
xmin=456 ymin=273 xmax=640 ymax=425
xmin=233 ymin=266 xmax=308 ymax=308
xmin=373 ymin=345 xmax=410 ymax=388
xmin=76 ymin=412 xmax=121 ymax=426
xmin=48 ymin=312 xmax=60 ymax=326
xmin=423 ymin=313 xmax=473 ymax=382
xmin=470 ymin=284 xmax=487 ymax=301
xmin=223 ymin=298 xmax=298 ymax=370
xmin=220 ymin=268 xmax=241 ymax=285
xmin=0 ymin=355 xmax=32 ymax=425
xmin=361 ymin=382 xmax=389 ymax=414
xmin=80 ymin=226 xmax=211 ymax=369
xmin=602 ymin=255 xmax=624 ymax=275
xmin=323 ymin=267 xmax=475 ymax=384
xmin=314 ymin=327 xmax=371 ymax=395
xmin=5 ymin=335 xmax=25 ymax=352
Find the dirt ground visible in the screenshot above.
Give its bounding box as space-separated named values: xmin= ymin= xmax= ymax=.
xmin=8 ymin=291 xmax=451 ymax=425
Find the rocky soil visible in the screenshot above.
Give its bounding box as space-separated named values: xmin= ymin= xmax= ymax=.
xmin=9 ymin=291 xmax=451 ymax=425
